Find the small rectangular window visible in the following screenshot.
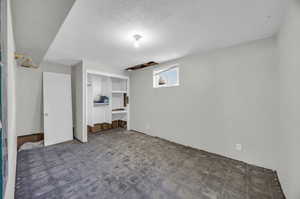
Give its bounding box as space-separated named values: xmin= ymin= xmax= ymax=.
xmin=153 ymin=65 xmax=179 ymax=88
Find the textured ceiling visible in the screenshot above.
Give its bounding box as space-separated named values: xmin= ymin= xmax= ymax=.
xmin=44 ymin=0 xmax=287 ymax=69
xmin=12 ymin=0 xmax=76 ymax=64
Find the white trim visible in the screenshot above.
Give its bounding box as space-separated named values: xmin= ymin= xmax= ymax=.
xmin=153 ymin=64 xmax=179 ymax=75
xmin=82 ymin=64 xmax=88 ymax=142
xmin=154 ymin=83 xmax=180 ymax=88
xmin=86 ymin=69 xmax=129 ymax=80
xmin=112 ymin=90 xmax=127 ymax=94
xmin=112 ymin=110 xmax=127 ymax=114
xmin=85 ymin=69 xmax=89 ymax=137
xmin=153 ymin=65 xmax=180 ymax=88
xmin=127 ymin=77 xmax=130 ymax=130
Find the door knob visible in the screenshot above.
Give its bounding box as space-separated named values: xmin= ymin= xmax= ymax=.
xmin=44 ymin=113 xmax=49 ymax=116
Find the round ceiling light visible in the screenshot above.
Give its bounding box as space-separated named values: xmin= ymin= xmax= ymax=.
xmin=133 ymin=34 xmax=142 ymax=48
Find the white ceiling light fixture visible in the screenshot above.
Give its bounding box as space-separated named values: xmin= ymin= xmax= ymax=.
xmin=133 ymin=34 xmax=142 ymax=48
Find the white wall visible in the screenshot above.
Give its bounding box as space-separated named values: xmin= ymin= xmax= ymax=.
xmin=130 ymin=37 xmax=280 ymax=170
xmin=85 ymin=60 xmax=128 ymax=77
xmin=11 ymin=0 xmax=75 ymax=64
xmin=4 ymin=0 xmax=17 ymax=198
xmin=16 ymin=61 xmax=71 ymax=136
xmin=277 ymin=0 xmax=300 ymax=198
xmin=71 ymin=61 xmax=87 ymax=142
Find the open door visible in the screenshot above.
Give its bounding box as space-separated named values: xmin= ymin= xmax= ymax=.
xmin=43 ymin=72 xmax=73 ymax=146
xmin=71 ymin=61 xmax=87 ymax=142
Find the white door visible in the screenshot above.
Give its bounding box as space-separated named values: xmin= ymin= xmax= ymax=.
xmin=43 ymin=72 xmax=73 ymax=146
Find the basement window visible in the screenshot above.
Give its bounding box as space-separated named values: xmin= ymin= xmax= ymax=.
xmin=153 ymin=65 xmax=179 ymax=88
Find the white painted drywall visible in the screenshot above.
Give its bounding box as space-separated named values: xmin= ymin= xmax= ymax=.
xmin=45 ymin=0 xmax=286 ymax=70
xmin=16 ymin=61 xmax=71 ymax=136
xmin=277 ymin=0 xmax=300 ymax=198
xmin=11 ymin=0 xmax=75 ymax=64
xmin=71 ymin=61 xmax=87 ymax=142
xmin=130 ymin=37 xmax=280 ymax=170
xmin=4 ymin=0 xmax=17 ymax=198
xmin=85 ymin=60 xmax=129 ymax=77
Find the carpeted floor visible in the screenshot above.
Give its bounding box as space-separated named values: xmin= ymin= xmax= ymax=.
xmin=16 ymin=129 xmax=284 ymax=199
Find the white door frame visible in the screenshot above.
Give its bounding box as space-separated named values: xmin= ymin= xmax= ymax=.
xmin=71 ymin=61 xmax=87 ymax=143
xmin=85 ymin=70 xmax=130 ymax=131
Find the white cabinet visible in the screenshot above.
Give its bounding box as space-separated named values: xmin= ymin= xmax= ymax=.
xmin=87 ymin=73 xmax=129 ymax=128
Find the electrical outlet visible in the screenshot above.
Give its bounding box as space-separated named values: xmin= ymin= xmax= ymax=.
xmin=235 ymin=144 xmax=242 ymax=151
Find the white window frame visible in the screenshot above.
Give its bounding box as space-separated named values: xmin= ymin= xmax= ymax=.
xmin=153 ymin=64 xmax=180 ymax=88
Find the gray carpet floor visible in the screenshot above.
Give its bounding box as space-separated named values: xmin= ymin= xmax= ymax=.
xmin=16 ymin=129 xmax=285 ymax=199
